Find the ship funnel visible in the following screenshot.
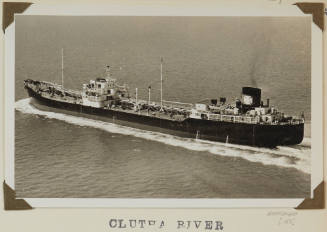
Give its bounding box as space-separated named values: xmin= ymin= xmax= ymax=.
xmin=242 ymin=87 xmax=261 ymax=107
xmin=266 ymin=98 xmax=270 ymax=107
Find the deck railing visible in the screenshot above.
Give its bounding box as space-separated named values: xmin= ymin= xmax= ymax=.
xmin=207 ymin=113 xmax=304 ymax=125
xmin=27 ymin=80 xmax=304 ymax=126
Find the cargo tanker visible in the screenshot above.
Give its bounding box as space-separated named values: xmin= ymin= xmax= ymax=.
xmin=23 ymin=56 xmax=304 ymax=147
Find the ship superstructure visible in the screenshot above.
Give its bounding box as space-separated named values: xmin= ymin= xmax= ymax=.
xmin=81 ymin=66 xmax=129 ymax=108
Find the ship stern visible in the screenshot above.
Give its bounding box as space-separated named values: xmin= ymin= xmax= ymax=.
xmin=254 ymin=123 xmax=304 ymax=147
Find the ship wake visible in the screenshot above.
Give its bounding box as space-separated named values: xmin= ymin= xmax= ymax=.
xmin=16 ymin=98 xmax=311 ymax=174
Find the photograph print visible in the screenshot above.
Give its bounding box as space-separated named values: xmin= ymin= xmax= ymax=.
xmin=14 ymin=15 xmax=311 ymax=199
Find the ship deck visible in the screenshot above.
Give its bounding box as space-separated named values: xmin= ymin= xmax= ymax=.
xmin=25 ymin=80 xmax=304 ymax=126
xmin=36 ymin=89 xmax=185 ymax=122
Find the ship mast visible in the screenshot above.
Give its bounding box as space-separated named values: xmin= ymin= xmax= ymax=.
xmin=160 ymin=57 xmax=163 ymax=109
xmin=61 ymin=48 xmax=64 ymax=89
xmin=135 ymin=87 xmax=138 ymax=106
xmin=148 ymin=86 xmax=151 ymax=106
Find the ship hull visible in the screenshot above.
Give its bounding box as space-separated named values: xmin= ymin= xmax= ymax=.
xmin=25 ymin=86 xmax=304 ymax=147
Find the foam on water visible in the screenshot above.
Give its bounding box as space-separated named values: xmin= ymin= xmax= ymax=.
xmin=16 ymin=98 xmax=311 ymax=174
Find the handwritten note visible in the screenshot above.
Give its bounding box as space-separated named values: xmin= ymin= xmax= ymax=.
xmin=267 ymin=211 xmax=298 ymax=226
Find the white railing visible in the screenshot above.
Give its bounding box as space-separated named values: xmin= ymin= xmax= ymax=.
xmin=39 ymin=81 xmax=81 ymax=95
xmin=207 ymin=113 xmax=259 ymax=124
xmin=206 ymin=113 xmax=303 ymax=125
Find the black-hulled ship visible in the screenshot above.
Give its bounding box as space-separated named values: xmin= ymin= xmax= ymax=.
xmin=24 ymin=57 xmax=304 ymax=147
